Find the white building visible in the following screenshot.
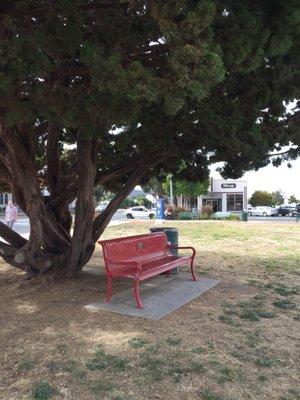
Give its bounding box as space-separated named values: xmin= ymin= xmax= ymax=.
xmin=198 ymin=178 xmax=247 ymax=213
xmin=0 ymin=192 xmax=12 ymax=208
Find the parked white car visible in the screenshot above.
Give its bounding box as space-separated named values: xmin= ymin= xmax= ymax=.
xmin=95 ymin=201 xmax=109 ymax=212
xmin=248 ymin=206 xmax=278 ymax=217
xmin=124 ymin=206 xmax=155 ymax=219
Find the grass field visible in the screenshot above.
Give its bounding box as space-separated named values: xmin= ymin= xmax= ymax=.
xmin=0 ymin=221 xmax=299 ymax=400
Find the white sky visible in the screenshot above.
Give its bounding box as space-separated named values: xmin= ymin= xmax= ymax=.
xmin=210 ymin=158 xmax=300 ymax=202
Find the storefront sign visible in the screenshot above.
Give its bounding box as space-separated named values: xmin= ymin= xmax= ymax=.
xmin=221 ymin=183 xmax=236 ymax=189
xmin=211 ymin=178 xmax=247 ymax=193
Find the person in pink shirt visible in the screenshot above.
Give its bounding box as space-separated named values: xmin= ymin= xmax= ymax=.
xmin=5 ymin=200 xmax=18 ymax=229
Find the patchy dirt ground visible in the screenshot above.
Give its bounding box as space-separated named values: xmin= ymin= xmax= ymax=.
xmin=0 ymin=221 xmax=299 ymax=400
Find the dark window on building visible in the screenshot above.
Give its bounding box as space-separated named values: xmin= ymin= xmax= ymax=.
xmin=0 ymin=194 xmax=3 ymax=205
xmin=4 ymin=194 xmax=8 ymax=204
xmin=227 ymin=194 xmax=243 ymax=211
xmin=203 ymin=198 xmax=222 ymax=212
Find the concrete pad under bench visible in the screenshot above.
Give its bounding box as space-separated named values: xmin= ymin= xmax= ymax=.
xmin=85 ymin=273 xmax=221 ymax=320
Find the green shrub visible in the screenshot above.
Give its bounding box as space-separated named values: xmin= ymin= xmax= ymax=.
xmin=228 ymin=214 xmax=240 ymax=221
xmin=119 ymin=198 xmax=135 ymax=208
xmin=178 ymin=211 xmax=199 ymax=220
xmin=199 ymin=213 xmax=212 ymax=220
xmin=211 ymin=212 xmax=240 ymax=221
xmin=135 ymin=196 xmax=152 ymax=208
xmin=165 ymin=205 xmax=187 ymax=219
xmin=201 ymin=204 xmax=214 ymax=216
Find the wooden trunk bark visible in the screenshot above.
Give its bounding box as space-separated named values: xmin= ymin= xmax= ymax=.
xmin=63 ymin=137 xmax=97 ymax=277
xmin=0 ymin=125 xmax=161 ymax=280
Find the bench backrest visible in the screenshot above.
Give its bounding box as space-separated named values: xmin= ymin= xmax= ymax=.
xmin=99 ymin=232 xmax=170 ymax=264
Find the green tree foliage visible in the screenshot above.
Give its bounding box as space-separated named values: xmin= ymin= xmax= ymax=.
xmin=119 ymin=198 xmax=135 ymax=209
xmin=249 ymin=191 xmax=273 ymax=207
xmin=288 ymin=195 xmax=299 ymax=204
xmin=271 ymin=190 xmax=284 ymax=206
xmin=0 ymin=1 xmax=299 ymax=277
xmin=136 ymin=197 xmax=152 ymax=209
xmin=249 ymin=190 xmax=285 ymax=206
xmin=141 ymin=177 xmax=165 ymax=197
xmin=163 ymin=178 xmax=209 ymax=197
xmin=93 ymin=186 xmax=113 ymax=203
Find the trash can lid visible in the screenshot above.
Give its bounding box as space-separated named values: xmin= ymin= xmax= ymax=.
xmin=150 ymin=227 xmax=177 ymax=232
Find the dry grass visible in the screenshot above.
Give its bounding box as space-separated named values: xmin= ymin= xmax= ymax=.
xmin=0 ymin=220 xmax=299 ymax=400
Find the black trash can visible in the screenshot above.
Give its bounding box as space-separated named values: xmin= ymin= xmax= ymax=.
xmin=149 ymin=226 xmax=179 ymax=274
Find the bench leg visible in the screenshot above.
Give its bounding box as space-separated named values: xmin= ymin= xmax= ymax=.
xmin=191 ymin=259 xmax=197 ymax=281
xmin=133 ymin=279 xmax=143 ymax=309
xmin=105 ymin=274 xmax=113 ymax=302
xmin=165 ymin=269 xmax=172 ymax=278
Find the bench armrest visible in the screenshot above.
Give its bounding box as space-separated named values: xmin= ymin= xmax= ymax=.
xmin=168 ymin=245 xmax=196 ymax=259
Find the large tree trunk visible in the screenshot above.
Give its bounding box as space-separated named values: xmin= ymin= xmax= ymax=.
xmin=0 ymin=124 xmax=159 ymax=280
xmin=63 ymin=136 xmax=98 ymax=277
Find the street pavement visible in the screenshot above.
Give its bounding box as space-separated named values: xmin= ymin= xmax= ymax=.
xmin=248 ymin=216 xmax=296 ymax=222
xmin=3 ymin=210 xmax=127 ymax=239
xmin=6 ymin=216 xmax=30 ymax=238
xmin=2 ymin=212 xmax=297 ymax=239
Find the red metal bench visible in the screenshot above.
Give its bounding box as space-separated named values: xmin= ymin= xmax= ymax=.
xmin=98 ymin=232 xmax=197 ymax=308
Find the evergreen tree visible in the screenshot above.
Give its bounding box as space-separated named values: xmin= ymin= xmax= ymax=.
xmin=0 ymin=1 xmax=299 ymax=279
xmin=141 ymin=178 xmax=165 ymax=198
xmin=249 ymin=191 xmax=273 ymax=207
xmin=288 ymin=195 xmax=299 ymax=204
xmin=271 ymin=190 xmax=284 ymax=206
xmin=163 ymin=178 xmax=209 ymax=197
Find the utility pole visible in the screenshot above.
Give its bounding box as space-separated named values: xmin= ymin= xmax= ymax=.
xmin=169 ymin=174 xmax=174 ymax=204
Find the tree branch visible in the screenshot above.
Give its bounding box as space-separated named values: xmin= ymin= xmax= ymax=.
xmin=0 ymin=240 xmax=19 ymax=257
xmin=46 ymin=123 xmax=61 ymax=195
xmin=0 ymin=222 xmax=28 ymax=248
xmin=47 ymin=160 xmax=139 ymax=209
xmin=92 ymin=154 xmax=161 ymax=240
xmin=267 ymin=148 xmax=298 ymax=157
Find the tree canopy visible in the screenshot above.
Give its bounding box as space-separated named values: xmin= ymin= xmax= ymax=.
xmin=0 ymin=0 xmax=299 ymax=278
xmin=163 ymin=177 xmax=209 ymax=198
xmin=142 ymin=176 xmax=209 ymax=198
xmin=288 ymin=195 xmax=299 ymax=204
xmin=248 ymin=191 xmax=273 ymax=207
xmin=271 ymin=190 xmax=284 ymax=206
xmin=249 ymin=190 xmax=287 ymax=207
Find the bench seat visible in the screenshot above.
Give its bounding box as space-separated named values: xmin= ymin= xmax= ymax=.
xmin=110 ymin=254 xmax=192 ymax=280
xmin=98 ymin=232 xmax=197 ymax=308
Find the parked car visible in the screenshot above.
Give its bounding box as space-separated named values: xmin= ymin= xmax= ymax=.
xmin=292 ymin=203 xmax=300 ymax=217
xmin=95 ymin=201 xmax=109 ymax=212
xmin=277 ymin=205 xmax=297 ymax=216
xmin=247 ymin=206 xmax=278 ymax=217
xmin=124 ymin=206 xmax=155 ymax=219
